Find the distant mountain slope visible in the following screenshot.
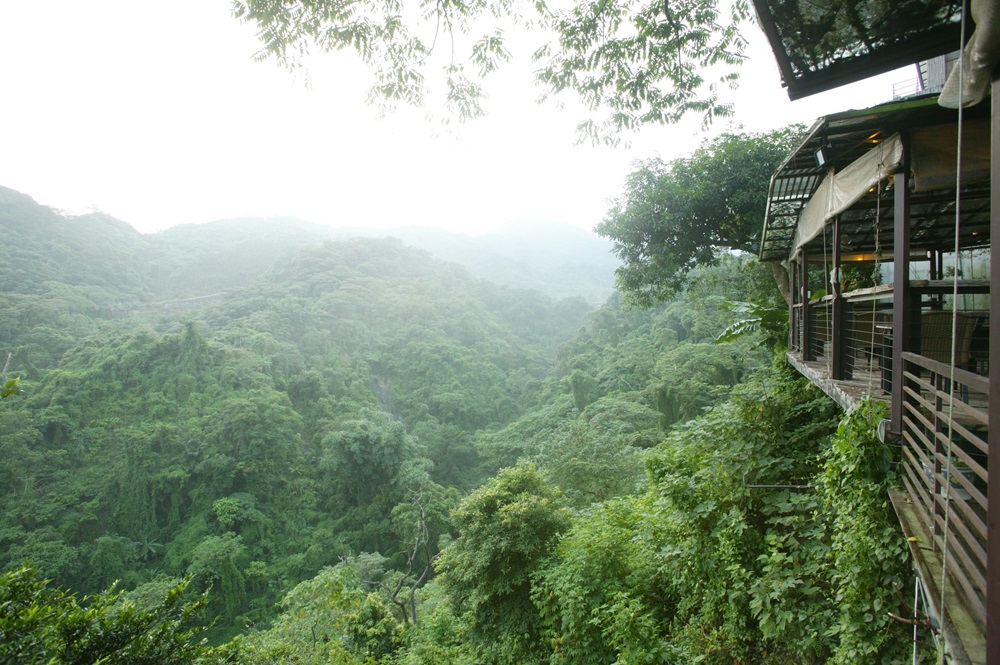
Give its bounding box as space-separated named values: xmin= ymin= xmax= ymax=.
xmin=143 ymin=217 xmax=336 ymax=299
xmin=156 ymin=216 xmax=617 ymax=304
xmin=353 ymin=219 xmax=617 ymax=305
xmin=0 ymin=186 xmax=152 ymax=302
xmin=0 ymin=185 xmax=615 ymax=305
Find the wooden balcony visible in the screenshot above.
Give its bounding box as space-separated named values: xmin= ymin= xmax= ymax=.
xmin=788 ymin=289 xmax=894 ymax=411
xmin=761 ymin=93 xmax=997 ymax=663
xmin=787 ymin=287 xmax=992 ymax=664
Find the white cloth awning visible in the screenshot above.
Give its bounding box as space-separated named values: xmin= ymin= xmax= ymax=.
xmin=790 ymin=134 xmax=904 ymax=259
xmin=788 ymin=118 xmax=991 ymax=260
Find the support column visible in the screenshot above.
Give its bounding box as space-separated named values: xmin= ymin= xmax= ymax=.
xmin=790 ymin=258 xmax=799 ymax=350
xmin=986 ymin=71 xmax=1000 ymax=665
xmin=831 ymin=216 xmax=845 ymax=379
xmin=801 ymin=251 xmax=813 ymax=361
xmin=891 ymin=153 xmax=912 ymax=434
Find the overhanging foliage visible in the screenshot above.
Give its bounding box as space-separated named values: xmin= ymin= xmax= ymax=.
xmin=233 ymin=0 xmax=753 ymax=142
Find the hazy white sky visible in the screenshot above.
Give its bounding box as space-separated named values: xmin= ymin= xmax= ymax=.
xmin=0 ymin=1 xmax=915 ymax=235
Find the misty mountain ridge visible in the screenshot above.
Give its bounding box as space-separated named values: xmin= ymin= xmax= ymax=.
xmin=1 ymin=186 xmax=615 ymax=304
xmin=156 ymin=215 xmax=617 ymax=304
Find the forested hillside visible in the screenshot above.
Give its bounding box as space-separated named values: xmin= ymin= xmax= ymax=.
xmin=1 ymin=185 xmax=915 ymax=663
xmin=0 ymin=190 xmax=591 ymax=639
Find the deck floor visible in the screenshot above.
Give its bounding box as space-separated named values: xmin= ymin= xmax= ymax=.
xmin=788 ymin=351 xmax=989 ymax=415
xmin=786 ymin=351 xmax=892 ymax=412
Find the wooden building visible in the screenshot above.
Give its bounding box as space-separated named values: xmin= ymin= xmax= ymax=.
xmin=752 ymin=1 xmax=997 ymax=662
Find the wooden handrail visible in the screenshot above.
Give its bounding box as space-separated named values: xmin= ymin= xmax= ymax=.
xmin=901 ymin=351 xmax=990 ymax=394
xmin=916 ymin=279 xmax=991 ymax=294
xmin=842 ymin=283 xmax=895 ymax=301
xmin=838 ymin=279 xmax=991 ymax=302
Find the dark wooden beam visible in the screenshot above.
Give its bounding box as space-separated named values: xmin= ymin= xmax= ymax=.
xmin=891 ymin=146 xmax=912 ymax=434
xmin=801 ymin=252 xmax=813 ymax=361
xmin=831 ymin=216 xmax=845 ymax=380
xmin=986 ymin=71 xmax=1000 ymax=665
xmin=790 ymin=257 xmax=798 ymax=350
xmin=749 ymin=0 xmax=797 ymax=89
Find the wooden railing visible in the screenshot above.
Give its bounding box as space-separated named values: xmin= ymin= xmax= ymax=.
xmin=899 ymin=351 xmax=989 ymax=629
xmin=791 ymin=303 xmax=802 ymax=352
xmin=793 ymin=291 xmax=893 ymax=386
xmin=806 ymin=300 xmax=831 ymax=360
xmin=791 ymin=281 xmax=988 ymax=372
xmin=843 ymin=298 xmax=893 ymax=386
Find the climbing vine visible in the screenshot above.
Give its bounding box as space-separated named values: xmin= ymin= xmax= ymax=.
xmin=817 ymin=397 xmax=912 ymax=663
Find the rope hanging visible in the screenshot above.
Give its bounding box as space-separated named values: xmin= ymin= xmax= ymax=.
xmin=935 ymin=7 xmax=967 ymax=662
xmin=913 ymin=575 xmax=922 ymax=665
xmin=866 ymin=141 xmax=885 ymax=393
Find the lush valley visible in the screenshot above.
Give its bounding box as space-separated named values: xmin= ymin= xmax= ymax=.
xmin=1 ymin=185 xmax=916 ymax=663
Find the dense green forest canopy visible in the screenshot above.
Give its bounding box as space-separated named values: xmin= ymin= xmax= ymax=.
xmin=598 ymin=127 xmax=803 ymax=306
xmin=0 ymin=189 xmax=593 ymax=638
xmin=2 ymin=177 xmax=916 ymax=663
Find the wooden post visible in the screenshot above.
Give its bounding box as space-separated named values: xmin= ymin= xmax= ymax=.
xmin=986 ymin=71 xmax=1000 ymax=665
xmin=891 ymin=148 xmax=912 ymax=434
xmin=801 ymin=251 xmax=813 ymax=361
xmin=790 ymin=258 xmax=798 ymax=350
xmin=831 ymin=216 xmax=845 ymax=379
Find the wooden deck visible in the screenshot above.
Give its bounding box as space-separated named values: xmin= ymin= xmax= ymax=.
xmin=890 ymin=488 xmax=986 ymax=665
xmin=787 ymin=350 xmax=988 ymax=416
xmin=786 ymin=351 xmax=892 ymax=413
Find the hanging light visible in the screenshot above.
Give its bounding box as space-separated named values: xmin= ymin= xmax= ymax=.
xmin=815 ymin=142 xmax=833 ymax=167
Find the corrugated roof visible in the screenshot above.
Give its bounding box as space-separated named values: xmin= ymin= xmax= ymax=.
xmin=752 ymin=0 xmax=964 ymax=100
xmin=759 ymin=96 xmax=991 ymax=262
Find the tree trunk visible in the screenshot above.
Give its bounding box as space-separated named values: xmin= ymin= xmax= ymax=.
xmin=770 ymin=261 xmax=792 ymax=306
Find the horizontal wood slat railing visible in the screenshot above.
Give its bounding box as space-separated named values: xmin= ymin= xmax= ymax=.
xmin=899 ymin=351 xmax=990 ymax=632
xmin=903 ymin=352 xmax=990 ymax=394
xmin=783 ymin=281 xmax=992 ymax=641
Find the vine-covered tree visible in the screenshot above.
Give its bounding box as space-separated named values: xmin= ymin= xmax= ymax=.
xmin=597 ymin=127 xmax=802 ymax=306
xmin=233 ymin=0 xmax=751 ymax=141
xmin=436 ymin=463 xmax=570 ymax=664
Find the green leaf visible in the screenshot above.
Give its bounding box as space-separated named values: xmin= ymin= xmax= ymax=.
xmin=1 ymin=376 xmax=21 ymax=398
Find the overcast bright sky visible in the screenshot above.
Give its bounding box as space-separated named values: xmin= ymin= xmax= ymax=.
xmin=0 ymin=1 xmax=915 ymax=235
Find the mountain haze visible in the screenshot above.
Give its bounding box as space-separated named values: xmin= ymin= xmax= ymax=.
xmin=0 ymin=183 xmax=597 ymax=641
xmin=2 ymin=185 xmax=615 ymax=305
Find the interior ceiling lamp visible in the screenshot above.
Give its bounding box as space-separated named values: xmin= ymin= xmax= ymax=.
xmin=814 ymin=143 xmax=833 ymax=168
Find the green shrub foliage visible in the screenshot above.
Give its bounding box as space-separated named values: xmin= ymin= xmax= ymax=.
xmin=0 ymin=566 xmax=226 ymax=664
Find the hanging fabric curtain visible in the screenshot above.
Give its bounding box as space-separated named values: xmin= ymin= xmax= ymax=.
xmin=789 ymin=134 xmax=904 ymax=259
xmin=938 ymin=0 xmax=1000 ymax=109
xmin=786 ymin=118 xmax=991 ymax=261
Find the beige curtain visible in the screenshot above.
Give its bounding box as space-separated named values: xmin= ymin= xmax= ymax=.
xmin=938 ymin=0 xmax=1000 ymax=109
xmin=789 ymin=134 xmax=904 ymax=259
xmin=787 ymin=119 xmax=992 ymax=260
